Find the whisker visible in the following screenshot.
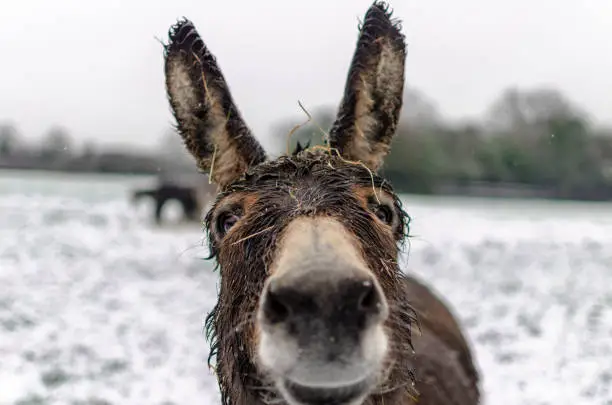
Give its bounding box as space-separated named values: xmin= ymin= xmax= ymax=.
xmin=231 ymin=226 xmax=275 ymax=245
xmin=375 ymin=380 xmax=415 ymax=396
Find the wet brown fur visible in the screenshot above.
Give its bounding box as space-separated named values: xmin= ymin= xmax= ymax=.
xmin=202 ymin=149 xmax=480 ymax=405
xmin=162 ymin=2 xmax=480 ymax=404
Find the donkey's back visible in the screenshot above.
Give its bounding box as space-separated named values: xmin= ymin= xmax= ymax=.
xmin=403 ymin=275 xmax=480 ymax=404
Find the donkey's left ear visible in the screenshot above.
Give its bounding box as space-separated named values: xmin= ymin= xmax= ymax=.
xmin=164 ymin=19 xmax=267 ymax=189
xmin=328 ymin=2 xmax=406 ymax=172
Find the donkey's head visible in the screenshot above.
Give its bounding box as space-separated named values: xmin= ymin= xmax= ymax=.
xmin=164 ymin=2 xmax=415 ymax=404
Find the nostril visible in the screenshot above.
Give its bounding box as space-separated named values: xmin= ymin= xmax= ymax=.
xmin=357 ymin=280 xmax=382 ymax=315
xmin=263 ymin=288 xmax=291 ymax=324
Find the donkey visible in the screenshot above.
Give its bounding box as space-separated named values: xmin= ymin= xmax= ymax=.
xmin=163 ymin=2 xmax=480 ymax=404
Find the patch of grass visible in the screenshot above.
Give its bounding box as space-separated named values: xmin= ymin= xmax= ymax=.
xmin=101 ymin=359 xmax=128 ymax=375
xmin=15 ymin=395 xmax=46 ymax=405
xmin=72 ymin=399 xmax=112 ymax=405
xmin=41 ymin=368 xmax=70 ymax=388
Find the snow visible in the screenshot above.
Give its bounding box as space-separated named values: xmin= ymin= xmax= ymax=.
xmin=1 ymin=172 xmax=611 ymax=405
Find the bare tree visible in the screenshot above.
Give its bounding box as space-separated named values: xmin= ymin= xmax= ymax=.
xmin=40 ymin=126 xmax=73 ymax=158
xmin=0 ymin=123 xmax=20 ymax=157
xmin=486 ymin=87 xmax=585 ymax=132
xmin=159 ymin=128 xmax=194 ymax=163
xmin=400 ymin=87 xmax=443 ymax=129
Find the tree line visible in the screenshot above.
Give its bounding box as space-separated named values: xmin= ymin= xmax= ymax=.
xmin=272 ymin=86 xmax=612 ymax=200
xmin=0 ymin=125 xmax=187 ymax=174
xmin=2 ymin=85 xmax=612 ymax=200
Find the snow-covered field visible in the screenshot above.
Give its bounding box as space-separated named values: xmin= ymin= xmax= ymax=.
xmin=1 ymin=170 xmax=611 ymax=405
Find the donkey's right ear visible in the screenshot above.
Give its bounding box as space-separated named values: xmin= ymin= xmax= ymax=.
xmin=164 ymin=19 xmax=267 ymax=189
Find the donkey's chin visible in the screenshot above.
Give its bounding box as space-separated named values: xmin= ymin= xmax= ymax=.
xmin=258 ymin=326 xmax=389 ymax=405
xmin=279 ymin=377 xmax=372 ymax=405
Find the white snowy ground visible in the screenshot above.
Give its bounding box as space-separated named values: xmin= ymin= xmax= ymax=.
xmin=1 ymin=172 xmax=612 ymax=405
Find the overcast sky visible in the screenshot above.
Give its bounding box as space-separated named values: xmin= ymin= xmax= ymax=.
xmin=1 ymin=0 xmax=611 ymax=152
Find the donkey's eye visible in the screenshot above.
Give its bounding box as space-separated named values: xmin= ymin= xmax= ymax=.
xmin=217 ymin=212 xmax=241 ymax=237
xmin=372 ymin=204 xmax=394 ymax=225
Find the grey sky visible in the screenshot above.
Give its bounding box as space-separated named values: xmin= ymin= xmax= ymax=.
xmin=1 ymin=0 xmax=611 ymax=152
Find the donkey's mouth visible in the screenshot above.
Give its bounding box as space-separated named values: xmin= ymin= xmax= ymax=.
xmin=281 ymin=378 xmax=370 ymax=405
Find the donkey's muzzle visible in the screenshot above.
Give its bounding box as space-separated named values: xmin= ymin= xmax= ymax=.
xmin=261 ymin=271 xmax=387 ymax=332
xmin=258 ymin=267 xmax=389 ymax=389
xmin=256 ymin=217 xmax=389 ymax=395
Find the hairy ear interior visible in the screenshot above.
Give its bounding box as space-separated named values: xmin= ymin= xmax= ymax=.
xmin=328 ymin=1 xmax=407 ymax=171
xmin=164 ymin=19 xmax=266 ymax=188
